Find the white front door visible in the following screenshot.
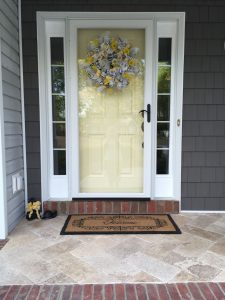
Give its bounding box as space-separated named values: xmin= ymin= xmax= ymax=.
xmin=69 ymin=21 xmax=153 ymax=197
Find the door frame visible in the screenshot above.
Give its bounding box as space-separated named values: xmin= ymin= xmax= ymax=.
xmin=69 ymin=19 xmax=153 ymax=198
xmin=37 ymin=12 xmax=185 ymax=202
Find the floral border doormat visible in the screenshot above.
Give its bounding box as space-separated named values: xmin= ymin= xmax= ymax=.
xmin=60 ymin=214 xmax=181 ymax=235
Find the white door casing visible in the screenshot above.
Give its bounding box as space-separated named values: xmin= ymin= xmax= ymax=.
xmin=37 ymin=12 xmax=185 ymax=202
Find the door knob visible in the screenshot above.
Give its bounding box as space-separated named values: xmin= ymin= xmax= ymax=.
xmin=139 ymin=104 xmax=151 ymax=123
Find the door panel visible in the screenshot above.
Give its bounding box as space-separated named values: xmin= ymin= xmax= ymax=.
xmin=77 ymin=28 xmax=146 ymax=193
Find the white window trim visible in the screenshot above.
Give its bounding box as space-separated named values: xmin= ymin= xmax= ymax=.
xmin=153 ymin=21 xmax=183 ymax=199
xmin=0 ymin=38 xmax=8 ymax=239
xmin=37 ymin=19 xmax=68 ymax=201
xmin=37 ymin=12 xmax=185 ymax=202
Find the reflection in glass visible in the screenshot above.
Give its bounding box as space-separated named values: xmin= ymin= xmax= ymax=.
xmin=157 ymin=95 xmax=170 ymax=121
xmin=158 ymin=66 xmax=171 ymax=93
xmin=158 ymin=38 xmax=171 ymax=65
xmin=50 ymin=38 xmax=64 ymax=65
xmin=157 ymin=123 xmax=170 ymax=148
xmin=51 ymin=66 xmax=65 ymax=94
xmin=53 ymin=123 xmax=66 ymax=148
xmin=52 ymin=95 xmax=65 ymax=121
xmin=157 ymin=150 xmax=169 ymax=174
xmin=54 ymin=150 xmax=66 ymax=175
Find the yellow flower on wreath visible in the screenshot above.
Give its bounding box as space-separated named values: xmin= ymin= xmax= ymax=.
xmin=123 ymin=47 xmax=130 ymax=55
xmin=93 ymin=39 xmax=99 ymax=46
xmin=128 ymin=59 xmax=135 ymax=66
xmin=111 ymin=39 xmax=118 ymax=51
xmin=96 ymin=69 xmax=101 ymax=77
xmin=104 ymin=76 xmax=112 ymax=85
xmin=86 ymin=56 xmax=94 ymax=64
xmin=123 ymin=73 xmax=132 ymax=80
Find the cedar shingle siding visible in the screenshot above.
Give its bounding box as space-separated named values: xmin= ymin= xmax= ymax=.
xmin=22 ymin=0 xmax=225 ymax=210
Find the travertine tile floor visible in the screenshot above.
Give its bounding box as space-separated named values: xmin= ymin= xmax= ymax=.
xmin=0 ymin=213 xmax=225 ymax=285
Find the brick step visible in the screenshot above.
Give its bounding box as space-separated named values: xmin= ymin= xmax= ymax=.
xmin=43 ymin=199 xmax=179 ymax=215
xmin=1 ymin=283 xmax=225 ymax=300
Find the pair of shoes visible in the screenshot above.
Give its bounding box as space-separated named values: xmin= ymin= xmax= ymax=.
xmin=42 ymin=210 xmax=57 ymax=219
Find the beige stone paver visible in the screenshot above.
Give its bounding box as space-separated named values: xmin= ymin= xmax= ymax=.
xmin=0 ymin=213 xmax=225 ymax=284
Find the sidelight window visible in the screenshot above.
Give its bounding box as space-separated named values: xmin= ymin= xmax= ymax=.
xmin=50 ymin=37 xmax=66 ymax=175
xmin=156 ymin=38 xmax=172 ymax=174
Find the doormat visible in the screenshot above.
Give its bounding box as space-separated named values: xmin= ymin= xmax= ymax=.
xmin=60 ymin=214 xmax=181 ymax=235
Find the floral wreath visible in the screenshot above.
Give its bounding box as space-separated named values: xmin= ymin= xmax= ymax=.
xmin=79 ymin=32 xmax=142 ymax=92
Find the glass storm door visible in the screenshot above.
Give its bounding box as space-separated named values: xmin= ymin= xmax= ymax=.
xmin=70 ymin=21 xmax=152 ymax=197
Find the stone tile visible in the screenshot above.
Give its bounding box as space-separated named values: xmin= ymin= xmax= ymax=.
xmin=206 ymin=224 xmax=225 ymax=235
xmin=106 ymin=237 xmax=151 ymax=259
xmin=79 ymin=272 xmax=115 ymax=284
xmin=0 ymin=263 xmax=33 ymax=285
xmin=162 ymin=251 xmax=188 ymax=266
xmin=182 ymin=225 xmax=223 ymax=242
xmin=130 ymin=271 xmax=160 ymax=283
xmin=187 ymin=215 xmax=218 ymax=229
xmin=174 ymin=235 xmax=213 ymax=258
xmin=168 ymin=232 xmax=194 ymax=243
xmin=198 ymin=251 xmax=225 ymax=270
xmin=213 ymin=270 xmax=225 ymax=282
xmin=38 ymin=239 xmax=82 ymax=261
xmin=43 ymin=272 xmax=75 ymax=284
xmin=165 ymin=254 xmax=198 ymax=270
xmin=169 ymin=270 xmax=199 ymax=283
xmin=81 ymin=254 xmax=140 ymax=277
xmin=70 ymin=237 xmax=121 ymax=259
xmin=107 ymin=271 xmax=160 ymax=284
xmin=141 ymin=239 xmax=182 ymax=259
xmin=171 ymin=214 xmax=196 ymax=226
xmin=128 ymin=234 xmax=158 ymax=244
xmin=52 ymin=254 xmax=100 ymax=283
xmin=188 ymin=264 xmax=221 ymax=281
xmin=208 ymin=237 xmax=225 ymax=257
xmin=213 ymin=220 xmax=225 ymax=228
xmin=0 ymin=237 xmax=58 ymax=264
xmin=11 ymin=255 xmax=60 ymax=284
xmin=124 ymin=252 xmax=180 ymax=282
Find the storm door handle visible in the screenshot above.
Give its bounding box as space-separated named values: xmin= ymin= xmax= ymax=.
xmin=139 ymin=104 xmax=151 ymax=123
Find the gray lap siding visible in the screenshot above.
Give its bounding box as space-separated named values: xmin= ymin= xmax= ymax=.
xmin=0 ymin=0 xmax=25 ymax=232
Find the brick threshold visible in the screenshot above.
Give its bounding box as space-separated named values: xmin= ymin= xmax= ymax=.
xmin=1 ymin=283 xmax=225 ymax=299
xmin=43 ymin=199 xmax=179 ymax=215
